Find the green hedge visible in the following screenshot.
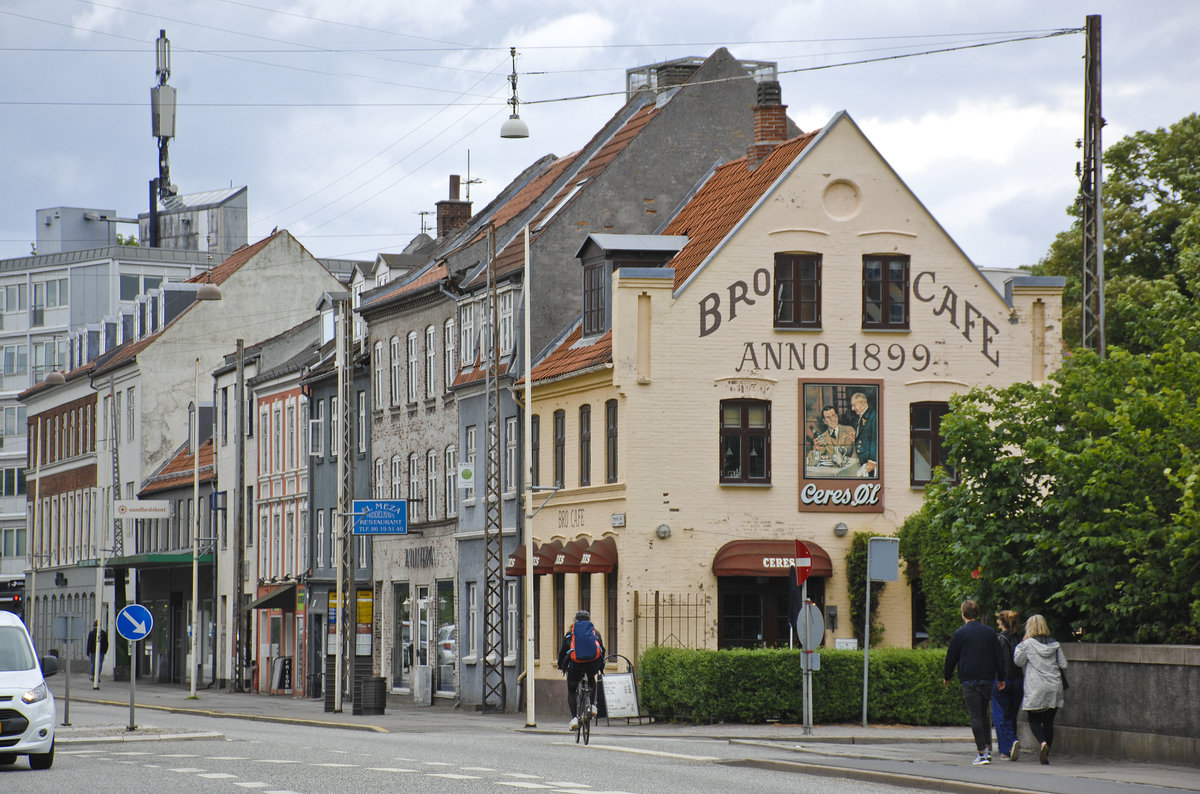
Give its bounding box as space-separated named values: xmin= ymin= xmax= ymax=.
xmin=638 ymin=646 xmax=969 ymax=725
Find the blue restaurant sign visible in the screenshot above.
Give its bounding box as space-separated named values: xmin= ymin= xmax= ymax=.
xmin=352 ymin=499 xmax=408 ymax=535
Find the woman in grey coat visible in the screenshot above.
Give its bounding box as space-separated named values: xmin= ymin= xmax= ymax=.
xmin=1013 ymin=614 xmax=1067 ymax=764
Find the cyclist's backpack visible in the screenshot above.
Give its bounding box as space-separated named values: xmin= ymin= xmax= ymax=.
xmin=569 ymin=620 xmax=602 ymax=663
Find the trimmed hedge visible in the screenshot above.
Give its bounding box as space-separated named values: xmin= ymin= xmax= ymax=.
xmin=638 ymin=646 xmax=969 ymax=725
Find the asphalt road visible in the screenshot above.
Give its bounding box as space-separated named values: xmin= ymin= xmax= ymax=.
xmin=3 ymin=701 xmax=906 ymax=793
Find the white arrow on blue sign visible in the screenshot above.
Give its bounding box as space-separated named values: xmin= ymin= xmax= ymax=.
xmin=116 ymin=603 xmax=154 ymax=642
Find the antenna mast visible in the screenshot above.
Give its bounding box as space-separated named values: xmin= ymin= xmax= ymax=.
xmin=1080 ymin=15 xmax=1105 ymax=356
xmin=149 ymin=29 xmax=178 ymax=247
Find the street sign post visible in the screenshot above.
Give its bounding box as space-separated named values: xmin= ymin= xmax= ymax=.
xmin=793 ymin=540 xmax=816 ymax=735
xmin=117 ymin=604 xmax=154 ymax=731
xmin=52 ymin=613 xmax=86 ymax=726
xmin=862 ymin=536 xmax=900 ymax=727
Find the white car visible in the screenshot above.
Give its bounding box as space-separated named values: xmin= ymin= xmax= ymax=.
xmin=0 ymin=610 xmax=58 ymax=769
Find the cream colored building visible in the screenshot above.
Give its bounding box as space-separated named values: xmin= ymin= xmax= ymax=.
xmin=520 ymin=107 xmax=1064 ymax=708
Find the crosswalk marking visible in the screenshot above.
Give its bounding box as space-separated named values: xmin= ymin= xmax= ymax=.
xmin=427 ymin=773 xmax=481 ymax=780
xmin=367 ymin=767 xmax=418 ymax=773
xmin=256 ymin=759 xmax=301 ymax=764
xmin=198 ymin=772 xmax=238 ymax=779
xmin=497 ymin=783 xmax=553 ymax=790
xmin=234 ymin=784 xmax=270 ymax=789
xmin=311 ymin=762 xmax=358 ymax=767
xmin=168 ymin=767 xmax=206 ymax=773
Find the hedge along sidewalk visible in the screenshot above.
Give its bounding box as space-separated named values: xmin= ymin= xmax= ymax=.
xmin=638 ymin=646 xmax=970 ymax=725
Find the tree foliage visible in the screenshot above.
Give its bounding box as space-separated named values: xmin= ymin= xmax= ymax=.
xmin=900 ymin=345 xmax=1200 ymax=644
xmin=1036 ymin=113 xmax=1200 ymax=352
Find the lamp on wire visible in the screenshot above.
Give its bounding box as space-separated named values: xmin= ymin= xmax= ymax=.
xmin=196 ymin=270 xmax=221 ymax=301
xmin=44 ymin=370 xmax=66 ymax=386
xmin=500 ymin=46 xmax=530 ymax=139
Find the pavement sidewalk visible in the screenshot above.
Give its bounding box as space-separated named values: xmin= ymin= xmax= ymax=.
xmin=47 ymin=677 xmax=1198 ymax=793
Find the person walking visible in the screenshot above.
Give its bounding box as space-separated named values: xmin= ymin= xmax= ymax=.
xmin=86 ymin=620 xmax=109 ymax=689
xmin=1014 ymin=613 xmax=1067 ymax=764
xmin=943 ymin=599 xmax=1005 ymax=765
xmin=992 ymin=610 xmax=1024 ymax=760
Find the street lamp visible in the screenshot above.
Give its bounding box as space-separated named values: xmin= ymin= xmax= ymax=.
xmin=500 ymin=47 xmax=529 ymax=139
xmin=190 ymin=281 xmax=220 ymax=699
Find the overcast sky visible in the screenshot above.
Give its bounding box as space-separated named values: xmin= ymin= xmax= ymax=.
xmin=2 ymin=1 xmax=1197 ymax=269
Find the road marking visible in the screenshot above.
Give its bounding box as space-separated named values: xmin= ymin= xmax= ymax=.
xmin=547 ymin=783 xmax=592 ymax=788
xmin=462 ymin=766 xmax=498 ymax=771
xmin=551 ymin=742 xmax=718 ymax=762
xmin=311 ymin=762 xmax=358 ymax=767
xmin=256 ymin=759 xmax=301 ymax=764
xmin=502 ymin=773 xmax=543 ymax=779
xmin=234 ymin=784 xmax=270 ymax=789
xmin=425 ymin=761 xmax=455 ymax=766
xmin=367 ymin=767 xmax=418 ymax=773
xmin=497 ymin=784 xmax=553 ymax=790
xmin=169 ymin=767 xmax=207 ymax=773
xmin=161 ymin=753 xmax=200 ymax=758
xmin=198 ymin=773 xmax=238 ymax=779
xmin=207 ymin=756 xmax=249 ymax=760
xmin=427 ymin=773 xmax=481 ymax=780
xmin=112 ymin=751 xmax=153 ymax=755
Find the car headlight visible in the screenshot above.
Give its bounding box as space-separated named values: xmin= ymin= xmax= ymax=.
xmin=21 ymin=682 xmax=49 ymax=704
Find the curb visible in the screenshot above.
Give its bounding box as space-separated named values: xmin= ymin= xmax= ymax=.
xmin=58 ymin=731 xmax=226 ymax=745
xmin=69 ymin=696 xmax=390 ymax=733
xmin=721 ymin=758 xmax=1049 ymax=794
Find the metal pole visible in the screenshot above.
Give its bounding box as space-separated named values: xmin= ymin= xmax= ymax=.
xmin=522 ymin=224 xmax=536 ymax=727
xmin=94 ymin=487 xmax=106 ymax=689
xmin=190 ymin=357 xmax=200 ymax=699
xmin=233 ymin=340 xmax=245 ymax=691
xmin=861 ymin=543 xmax=871 ymax=728
xmin=802 ymin=580 xmax=811 ymax=735
xmin=127 ymin=638 xmax=137 ymax=731
xmin=30 ymin=420 xmax=41 ymax=646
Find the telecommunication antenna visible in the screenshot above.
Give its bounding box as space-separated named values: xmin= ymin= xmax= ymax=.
xmin=1080 ymin=14 xmax=1105 ymax=356
xmin=464 ymin=150 xmax=483 ymax=201
xmin=149 ymin=29 xmax=178 ymax=247
xmin=482 ymin=226 xmax=505 ymax=712
xmin=416 ymin=211 xmax=433 ymax=236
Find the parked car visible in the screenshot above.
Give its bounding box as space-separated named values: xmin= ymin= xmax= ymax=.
xmin=437 ymin=624 xmax=456 ymax=666
xmin=0 ymin=610 xmax=58 ymax=769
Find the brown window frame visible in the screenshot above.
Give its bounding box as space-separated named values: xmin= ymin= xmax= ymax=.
xmin=719 ymin=399 xmax=771 ymax=484
xmin=910 ymin=401 xmax=955 ymax=486
xmin=862 ymin=255 xmax=910 ymax=330
xmin=553 ymin=409 xmax=565 ymax=488
xmin=774 ymin=253 xmax=821 ymax=329
xmin=578 ymin=403 xmax=591 ymax=487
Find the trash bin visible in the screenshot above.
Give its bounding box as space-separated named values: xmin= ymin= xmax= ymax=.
xmin=353 ymin=676 xmax=386 ymax=716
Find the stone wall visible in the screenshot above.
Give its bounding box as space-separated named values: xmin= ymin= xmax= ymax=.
xmin=1055 ymin=643 xmax=1200 ymax=765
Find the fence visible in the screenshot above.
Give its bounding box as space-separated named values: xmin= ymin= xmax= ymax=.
xmin=632 ymin=591 xmax=709 ymax=661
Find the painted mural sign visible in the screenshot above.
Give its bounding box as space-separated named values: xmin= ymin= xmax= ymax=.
xmin=798 ymin=380 xmax=883 ymax=513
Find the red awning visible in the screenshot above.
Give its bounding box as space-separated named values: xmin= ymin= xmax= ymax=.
xmin=711 ymin=539 xmax=833 ymax=578
xmin=553 ymin=539 xmax=589 ymax=573
xmin=578 ymin=536 xmax=617 ymax=574
xmin=505 ymin=544 xmax=528 ymax=577
xmin=533 ymin=540 xmax=562 ymax=575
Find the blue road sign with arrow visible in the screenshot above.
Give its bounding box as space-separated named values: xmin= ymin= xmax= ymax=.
xmin=116 ymin=603 xmax=154 ymax=642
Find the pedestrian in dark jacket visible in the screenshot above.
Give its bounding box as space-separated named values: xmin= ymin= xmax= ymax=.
xmin=86 ymin=621 xmax=108 ymax=688
xmin=991 ymin=610 xmax=1024 ymax=760
xmin=943 ymin=600 xmax=1005 ymax=765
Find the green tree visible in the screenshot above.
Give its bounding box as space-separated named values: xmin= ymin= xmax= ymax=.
xmin=901 ymin=345 xmax=1200 ymax=644
xmin=116 ymin=233 xmax=140 ymax=246
xmin=1037 ymin=113 xmax=1200 ymax=351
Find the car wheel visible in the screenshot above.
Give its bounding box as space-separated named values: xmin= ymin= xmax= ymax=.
xmin=0 ymin=753 xmax=17 ymax=765
xmin=29 ymin=741 xmax=54 ymax=770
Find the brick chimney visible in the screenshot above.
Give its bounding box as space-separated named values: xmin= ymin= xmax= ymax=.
xmin=747 ymin=80 xmax=787 ymax=170
xmin=436 ymin=175 xmax=472 ymax=239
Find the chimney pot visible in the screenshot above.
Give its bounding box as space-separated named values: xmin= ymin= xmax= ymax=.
xmin=449 ymin=174 xmax=461 ymax=201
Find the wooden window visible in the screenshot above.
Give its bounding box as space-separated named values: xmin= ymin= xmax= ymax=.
xmin=862 ymin=255 xmax=910 ymax=330
xmin=911 ymin=401 xmax=955 ymax=485
xmin=578 ymin=404 xmax=591 ymax=487
xmin=774 ymin=253 xmax=821 ymax=328
xmin=605 ymin=399 xmax=618 ymax=484
xmin=720 ymin=399 xmax=771 ymax=484
xmin=553 ymin=410 xmax=565 ymax=489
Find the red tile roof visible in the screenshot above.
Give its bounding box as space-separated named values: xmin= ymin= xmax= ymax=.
xmin=186 ymin=230 xmax=280 ymax=287
xmin=140 ymin=438 xmax=215 ymax=495
xmin=664 ymin=131 xmax=820 ymax=289
xmin=526 ymin=325 xmax=612 ymax=384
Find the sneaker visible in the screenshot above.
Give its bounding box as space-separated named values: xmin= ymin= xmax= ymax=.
xmin=568 ymin=717 xmax=579 ymax=731
xmin=972 ymin=753 xmax=991 ymax=765
xmin=589 ymin=704 xmax=599 ymax=718
xmin=1039 ymin=742 xmax=1050 ymax=765
xmin=1010 ymin=740 xmax=1020 ymax=762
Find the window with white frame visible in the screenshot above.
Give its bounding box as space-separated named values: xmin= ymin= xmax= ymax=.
xmin=374 ymin=458 xmax=386 ymax=498
xmin=444 ymin=445 xmax=457 ymax=518
xmin=330 ymin=396 xmax=337 ymax=460
xmin=443 ymin=318 xmax=455 ymax=389
xmin=466 ymin=581 xmax=478 ymax=658
xmin=309 ymin=399 xmax=324 ymax=457
xmin=459 ymin=302 xmax=474 ymax=370
xmin=285 ymin=510 xmax=295 ymax=574
xmin=464 ymin=426 xmax=476 ymax=503
xmin=357 ymin=533 xmax=367 ymax=569
xmin=299 ymin=398 xmax=308 ymax=459
xmin=408 ymin=452 xmax=420 ymax=523
xmin=426 ymin=449 xmax=438 ymax=521
xmin=424 ymin=326 xmax=436 ymax=399
xmin=127 ymin=387 xmax=136 ymax=441
xmin=272 ymin=510 xmax=282 ymax=578
xmin=260 ymin=405 xmax=270 ymax=471
xmin=273 ymin=404 xmax=283 ymax=472
xmin=504 ymin=416 xmax=517 ymax=496
xmin=299 ymin=507 xmax=308 ymax=570
xmin=286 ymin=402 xmax=296 ymax=469
xmin=505 ymin=579 xmax=518 ymax=661
xmin=392 ymin=455 xmax=404 ymax=499
xmin=390 ymin=336 xmax=401 ymax=406
xmin=407 ymin=331 xmax=418 ymax=402
xmin=373 ymin=341 xmax=385 ymax=408
xmin=259 ymin=507 xmax=269 ymax=577
xmin=499 ymin=290 xmax=514 ymax=355
xmin=316 ymin=509 xmax=325 ymax=569
xmin=357 ymin=390 xmax=367 ymax=454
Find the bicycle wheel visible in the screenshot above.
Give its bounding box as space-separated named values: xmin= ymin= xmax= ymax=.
xmin=576 ymin=682 xmax=590 ymax=745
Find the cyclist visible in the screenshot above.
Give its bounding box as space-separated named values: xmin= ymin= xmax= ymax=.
xmin=557 ymin=609 xmax=605 ymax=731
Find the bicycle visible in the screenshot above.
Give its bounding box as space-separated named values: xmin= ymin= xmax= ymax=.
xmin=574 ymin=671 xmax=602 ymax=745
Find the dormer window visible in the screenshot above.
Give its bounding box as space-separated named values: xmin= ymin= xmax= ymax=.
xmin=582 ymin=261 xmax=606 ymax=337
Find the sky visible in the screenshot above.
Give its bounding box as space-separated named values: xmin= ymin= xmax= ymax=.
xmin=2 ymin=0 xmax=1197 ymax=269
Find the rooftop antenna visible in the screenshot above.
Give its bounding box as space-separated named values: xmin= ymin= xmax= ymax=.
xmin=464 ymin=150 xmax=483 ymax=201
xmin=416 ymin=211 xmax=433 ymax=236
xmin=149 ymin=29 xmax=178 ymax=247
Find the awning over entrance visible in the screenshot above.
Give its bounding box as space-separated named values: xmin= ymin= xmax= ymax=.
xmin=711 ymin=539 xmax=833 ymax=578
xmin=244 ymin=583 xmax=297 ymax=611
xmin=504 ymin=544 xmax=529 ymax=577
xmin=578 ymin=536 xmax=617 ymax=574
xmin=106 ymin=551 xmax=214 ymax=570
xmin=553 ymin=539 xmax=589 ymax=573
xmin=533 ymin=541 xmax=562 ymax=575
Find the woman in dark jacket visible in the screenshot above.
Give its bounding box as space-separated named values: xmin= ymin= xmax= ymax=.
xmin=991 ymin=610 xmax=1023 ymax=760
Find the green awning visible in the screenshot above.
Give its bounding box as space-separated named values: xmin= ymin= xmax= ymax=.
xmin=106 ymin=551 xmax=214 ymax=569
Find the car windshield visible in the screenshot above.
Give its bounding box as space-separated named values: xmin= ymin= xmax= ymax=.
xmin=0 ymin=626 xmax=36 ymax=671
